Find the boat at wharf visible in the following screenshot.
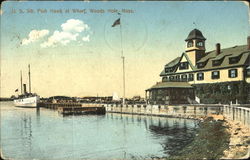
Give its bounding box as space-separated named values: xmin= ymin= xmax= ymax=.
xmin=14 ymin=65 xmax=40 ymax=108
xmin=38 ymin=102 xmax=106 ymax=115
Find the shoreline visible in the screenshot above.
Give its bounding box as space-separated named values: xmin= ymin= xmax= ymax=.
xmin=108 ymin=111 xmax=250 ymax=159
xmin=221 ymin=117 xmax=250 ymax=159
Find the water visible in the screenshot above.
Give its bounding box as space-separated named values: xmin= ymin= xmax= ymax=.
xmin=0 ymin=102 xmax=198 ymax=160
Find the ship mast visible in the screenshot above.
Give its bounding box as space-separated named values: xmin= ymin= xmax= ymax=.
xmin=28 ymin=64 xmax=31 ymax=93
xmin=20 ymin=70 xmax=23 ymax=94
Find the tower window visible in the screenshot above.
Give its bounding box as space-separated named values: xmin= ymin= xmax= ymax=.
xmin=211 ymin=71 xmax=220 ymax=79
xmin=187 ymin=41 xmax=193 ymax=47
xmin=228 ymin=69 xmax=238 ymax=78
xmin=197 ymin=72 xmax=204 ymax=81
xmin=196 ymin=41 xmax=203 ymax=47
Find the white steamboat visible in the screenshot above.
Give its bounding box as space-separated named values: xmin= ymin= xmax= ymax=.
xmin=14 ymin=64 xmax=40 ymax=108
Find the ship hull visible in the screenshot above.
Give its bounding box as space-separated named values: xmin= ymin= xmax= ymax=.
xmin=14 ymin=96 xmax=40 ymax=108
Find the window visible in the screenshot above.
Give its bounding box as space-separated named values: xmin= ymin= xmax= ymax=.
xmin=229 ymin=57 xmax=240 ymax=64
xmin=176 ymin=75 xmax=180 ymax=80
xmin=187 ymin=41 xmax=193 ymax=47
xmin=162 ymin=77 xmax=168 ymax=82
xmin=228 ymin=69 xmax=238 ymax=78
xmin=181 ymin=74 xmax=187 ymax=80
xmin=169 ymin=76 xmax=175 ymax=81
xmin=165 ymin=68 xmax=169 ymax=73
xmin=211 ymin=71 xmax=220 ymax=79
xmin=197 ymin=41 xmax=203 ymax=47
xmin=246 ymin=68 xmax=250 ymax=77
xmin=197 ymin=62 xmax=206 ymax=69
xmin=188 ymin=74 xmax=194 ymax=81
xmin=179 ymin=62 xmax=189 ymax=70
xmin=212 ymin=60 xmax=222 ymax=66
xmin=197 ymin=72 xmax=204 ymax=81
xmin=165 ymin=67 xmax=174 ymax=73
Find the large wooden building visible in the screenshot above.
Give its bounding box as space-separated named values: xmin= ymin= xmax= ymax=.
xmin=146 ymin=29 xmax=250 ymax=104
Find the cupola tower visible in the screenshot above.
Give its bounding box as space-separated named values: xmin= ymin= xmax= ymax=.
xmin=185 ymin=29 xmax=206 ymax=65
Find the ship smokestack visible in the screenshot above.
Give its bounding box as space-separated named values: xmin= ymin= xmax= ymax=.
xmin=23 ymin=84 xmax=27 ymax=95
xmin=216 ymin=43 xmax=221 ymax=55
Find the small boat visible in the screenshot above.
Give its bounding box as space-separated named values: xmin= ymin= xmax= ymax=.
xmin=14 ymin=64 xmax=40 ymax=108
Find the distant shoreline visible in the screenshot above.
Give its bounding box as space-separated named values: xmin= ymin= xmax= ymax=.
xmin=0 ymin=98 xmax=13 ymax=102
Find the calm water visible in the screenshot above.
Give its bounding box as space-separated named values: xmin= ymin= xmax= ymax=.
xmin=0 ymin=102 xmax=198 ymax=160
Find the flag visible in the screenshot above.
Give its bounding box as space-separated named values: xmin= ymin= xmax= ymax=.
xmin=112 ymin=18 xmax=120 ymax=27
xmin=15 ymin=89 xmax=18 ymax=92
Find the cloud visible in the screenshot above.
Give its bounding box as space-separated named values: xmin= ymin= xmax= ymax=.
xmin=41 ymin=19 xmax=90 ymax=48
xmin=21 ymin=30 xmax=49 ymax=45
xmin=82 ymin=35 xmax=90 ymax=42
xmin=61 ymin=19 xmax=89 ymax=33
xmin=41 ymin=31 xmax=79 ymax=48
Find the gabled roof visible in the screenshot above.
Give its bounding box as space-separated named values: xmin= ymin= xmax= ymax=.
xmin=146 ymin=82 xmax=193 ymax=91
xmin=160 ymin=53 xmax=196 ymax=76
xmin=183 ymin=52 xmax=196 ymax=70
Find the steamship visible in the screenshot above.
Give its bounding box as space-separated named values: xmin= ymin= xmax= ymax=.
xmin=14 ymin=65 xmax=40 ymax=108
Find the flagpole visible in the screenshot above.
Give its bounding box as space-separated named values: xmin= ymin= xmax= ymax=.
xmin=28 ymin=64 xmax=31 ymax=93
xmin=119 ymin=14 xmax=125 ymax=106
xmin=20 ymin=70 xmax=23 ymax=95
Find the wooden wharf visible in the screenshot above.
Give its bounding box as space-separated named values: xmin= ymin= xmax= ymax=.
xmin=37 ymin=102 xmax=106 ymax=115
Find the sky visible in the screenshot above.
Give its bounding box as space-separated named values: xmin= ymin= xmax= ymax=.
xmin=1 ymin=1 xmax=249 ymax=98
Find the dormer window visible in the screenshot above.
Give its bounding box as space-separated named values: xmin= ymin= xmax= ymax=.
xmin=212 ymin=58 xmax=224 ymax=66
xmin=187 ymin=41 xmax=193 ymax=47
xmin=197 ymin=62 xmax=205 ymax=68
xmin=196 ymin=41 xmax=203 ymax=47
xmin=165 ymin=68 xmax=172 ymax=73
xmin=229 ymin=55 xmax=242 ymax=64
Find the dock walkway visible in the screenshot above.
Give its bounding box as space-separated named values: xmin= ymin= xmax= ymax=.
xmin=38 ymin=102 xmax=106 ymax=115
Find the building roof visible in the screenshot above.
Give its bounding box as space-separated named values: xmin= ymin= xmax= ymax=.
xmin=160 ymin=45 xmax=250 ymax=76
xmin=146 ymin=82 xmax=193 ymax=91
xmin=160 ymin=57 xmax=180 ymax=76
xmin=197 ymin=45 xmax=248 ymax=63
xmin=185 ymin=29 xmax=206 ymax=41
xmin=165 ymin=57 xmax=181 ymax=68
xmin=196 ymin=45 xmax=250 ymax=71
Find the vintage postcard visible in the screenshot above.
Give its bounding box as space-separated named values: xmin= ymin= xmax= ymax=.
xmin=1 ymin=1 xmax=250 ymax=160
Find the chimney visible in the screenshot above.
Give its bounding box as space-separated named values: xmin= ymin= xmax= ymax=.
xmin=23 ymin=84 xmax=27 ymax=95
xmin=248 ymin=36 xmax=250 ymax=50
xmin=216 ymin=43 xmax=221 ymax=55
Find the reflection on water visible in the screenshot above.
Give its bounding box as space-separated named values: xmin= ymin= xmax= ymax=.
xmin=0 ymin=102 xmax=198 ymax=160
